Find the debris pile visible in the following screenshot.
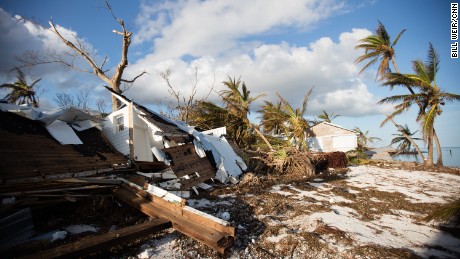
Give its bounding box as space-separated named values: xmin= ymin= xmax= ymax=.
xmin=0 ymin=103 xmax=238 ymax=257
xmin=311 ymin=151 xmax=348 ymax=172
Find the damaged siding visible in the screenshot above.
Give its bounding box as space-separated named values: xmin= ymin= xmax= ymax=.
xmin=103 ymin=108 xmax=130 ymax=156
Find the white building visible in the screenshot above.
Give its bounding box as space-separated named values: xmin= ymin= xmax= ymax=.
xmin=307 ymin=122 xmax=357 ymax=152
xmin=101 ymin=89 xmax=246 ymax=184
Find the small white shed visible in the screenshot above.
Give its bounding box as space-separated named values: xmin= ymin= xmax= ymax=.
xmin=307 ymin=122 xmax=357 ymax=152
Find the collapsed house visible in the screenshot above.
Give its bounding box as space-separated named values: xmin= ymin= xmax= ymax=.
xmin=101 ymin=87 xmax=247 ymax=195
xmin=0 ymin=102 xmax=240 ymax=256
xmin=0 ymin=103 xmax=129 ymax=183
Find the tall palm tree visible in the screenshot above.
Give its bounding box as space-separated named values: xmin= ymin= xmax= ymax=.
xmin=355 ymin=22 xmax=443 ymax=165
xmin=276 ymin=88 xmax=313 ymax=151
xmin=353 ymin=127 xmax=381 ymax=151
xmin=258 ymin=100 xmax=288 ymax=135
xmin=390 ymin=124 xmax=422 ymax=153
xmin=355 ymin=21 xmax=406 ymax=80
xmin=317 ymin=110 xmax=340 ymax=123
xmin=220 ymin=76 xmax=273 ymax=150
xmin=0 ymin=68 xmax=41 ymax=107
xmin=379 ymin=43 xmax=460 ymax=167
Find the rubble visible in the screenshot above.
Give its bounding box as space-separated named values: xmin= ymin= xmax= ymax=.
xmin=0 ymin=103 xmax=240 ymax=257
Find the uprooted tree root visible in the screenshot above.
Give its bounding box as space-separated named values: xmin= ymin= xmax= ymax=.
xmin=247 ymin=148 xmax=315 ymax=177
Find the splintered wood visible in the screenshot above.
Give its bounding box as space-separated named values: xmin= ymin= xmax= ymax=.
xmin=113 ymin=183 xmax=235 ymax=254
xmin=162 ymin=143 xmax=216 ymax=190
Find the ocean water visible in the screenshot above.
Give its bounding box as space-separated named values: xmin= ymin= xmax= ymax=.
xmin=393 ymin=147 xmax=460 ymax=168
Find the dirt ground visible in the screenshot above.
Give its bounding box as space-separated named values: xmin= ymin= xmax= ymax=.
xmin=7 ymin=161 xmax=459 ymax=258
xmin=132 ymin=162 xmax=460 ymax=259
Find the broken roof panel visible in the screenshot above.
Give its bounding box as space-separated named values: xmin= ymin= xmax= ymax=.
xmin=46 ymin=120 xmax=83 ymax=145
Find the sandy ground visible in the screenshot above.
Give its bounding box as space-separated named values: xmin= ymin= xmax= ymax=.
xmin=133 ymin=165 xmax=460 ymax=258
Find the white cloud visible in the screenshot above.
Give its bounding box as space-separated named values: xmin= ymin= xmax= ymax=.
xmin=0 ymin=3 xmax=388 ymax=118
xmin=135 ymin=0 xmax=346 ymax=60
xmin=125 ymin=27 xmax=389 ymax=117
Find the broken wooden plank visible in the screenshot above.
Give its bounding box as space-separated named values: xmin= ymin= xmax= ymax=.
xmin=134 ymin=161 xmax=169 ymax=171
xmin=113 ymin=184 xmax=235 ymax=254
xmin=19 ymin=218 xmax=172 ymax=259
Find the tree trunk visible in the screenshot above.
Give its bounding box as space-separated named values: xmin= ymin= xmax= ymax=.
xmin=250 ymin=124 xmax=274 ymax=151
xmin=110 ymin=82 xmax=122 ymax=112
xmin=433 ymin=129 xmax=443 ymax=166
xmin=425 ymin=129 xmax=435 ymax=167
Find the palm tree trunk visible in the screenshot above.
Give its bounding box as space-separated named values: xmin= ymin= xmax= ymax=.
xmin=389 ymin=117 xmax=425 ymax=161
xmin=250 ymin=124 xmax=274 ymax=151
xmin=425 ymin=129 xmax=435 ymax=167
xmin=433 ymin=129 xmax=443 ymax=166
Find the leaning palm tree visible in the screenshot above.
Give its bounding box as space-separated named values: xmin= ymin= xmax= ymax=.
xmin=277 ymin=88 xmax=313 ymax=151
xmin=355 ymin=22 xmax=443 ymax=165
xmin=355 ymin=20 xmax=406 ymax=80
xmin=317 ymin=110 xmax=340 ymax=123
xmin=0 ymin=68 xmax=41 ymax=107
xmin=353 ymin=127 xmax=382 ymax=151
xmin=220 ymin=76 xmax=273 ymax=150
xmin=379 ymin=43 xmax=460 ymax=167
xmin=390 ymin=124 xmax=422 ymax=154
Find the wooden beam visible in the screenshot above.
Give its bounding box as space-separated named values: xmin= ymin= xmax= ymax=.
xmin=128 ymin=102 xmax=135 ymax=160
xmin=113 ymin=184 xmax=235 ymax=254
xmin=19 ymin=218 xmax=172 ymax=259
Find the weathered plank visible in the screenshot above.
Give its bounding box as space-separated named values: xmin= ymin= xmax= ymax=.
xmin=19 ymin=218 xmax=172 ymax=259
xmin=113 ymin=184 xmax=235 ymax=254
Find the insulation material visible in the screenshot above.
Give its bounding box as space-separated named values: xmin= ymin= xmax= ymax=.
xmin=46 ymin=120 xmax=83 ymax=145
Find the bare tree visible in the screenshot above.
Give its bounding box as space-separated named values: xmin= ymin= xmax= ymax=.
xmin=55 ymin=89 xmax=91 ymax=109
xmin=17 ymin=2 xmax=147 ymax=112
xmin=159 ymin=66 xmax=214 ymax=123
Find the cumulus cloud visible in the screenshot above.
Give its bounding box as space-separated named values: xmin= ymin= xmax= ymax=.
xmin=1 ymin=2 xmax=389 ymax=118
xmin=134 ymin=0 xmax=346 ymax=60
xmin=125 ymin=27 xmax=388 ymax=117
xmin=0 ymin=8 xmax=108 ymax=107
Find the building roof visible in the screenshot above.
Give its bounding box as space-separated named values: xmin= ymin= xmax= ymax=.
xmin=0 ymin=110 xmax=127 ymax=184
xmin=309 ymin=122 xmax=356 ymax=137
xmin=105 ymin=87 xmax=192 ymax=143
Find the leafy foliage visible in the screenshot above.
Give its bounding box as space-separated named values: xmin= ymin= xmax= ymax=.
xmin=390 ymin=124 xmax=421 ymax=153
xmin=0 ymin=68 xmax=41 ymax=107
xmin=355 ymin=21 xmax=406 ymax=80
xmin=379 ymin=43 xmax=460 ymax=166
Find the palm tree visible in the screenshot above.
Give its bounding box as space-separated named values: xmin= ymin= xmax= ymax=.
xmin=220 ymin=76 xmax=273 ymax=150
xmin=317 ymin=110 xmax=340 ymax=123
xmin=0 ymin=68 xmax=41 ymax=107
xmin=355 ymin=21 xmax=406 ymax=80
xmin=276 ymin=88 xmax=313 ymax=151
xmin=379 ymin=43 xmax=460 ymax=167
xmin=356 ymin=22 xmax=444 ymax=165
xmin=353 ymin=127 xmax=381 ymax=151
xmin=390 ymin=124 xmax=422 ymax=153
xmin=258 ymin=100 xmax=288 ymax=135
xmin=188 ymin=101 xmax=232 ymax=130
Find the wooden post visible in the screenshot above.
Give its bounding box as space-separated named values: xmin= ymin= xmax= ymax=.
xmin=113 ymin=184 xmax=235 ymax=254
xmin=128 ymin=102 xmax=134 ymax=160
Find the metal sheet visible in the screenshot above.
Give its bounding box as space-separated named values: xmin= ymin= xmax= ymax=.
xmin=46 ymin=120 xmax=83 ymax=145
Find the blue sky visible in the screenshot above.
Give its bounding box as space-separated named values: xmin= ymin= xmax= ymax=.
xmin=0 ymin=0 xmax=459 ymax=147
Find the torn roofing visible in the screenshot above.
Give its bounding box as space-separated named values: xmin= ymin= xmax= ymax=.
xmin=104 ymin=86 xmax=191 ymax=141
xmin=0 ymin=111 xmax=127 ymax=177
